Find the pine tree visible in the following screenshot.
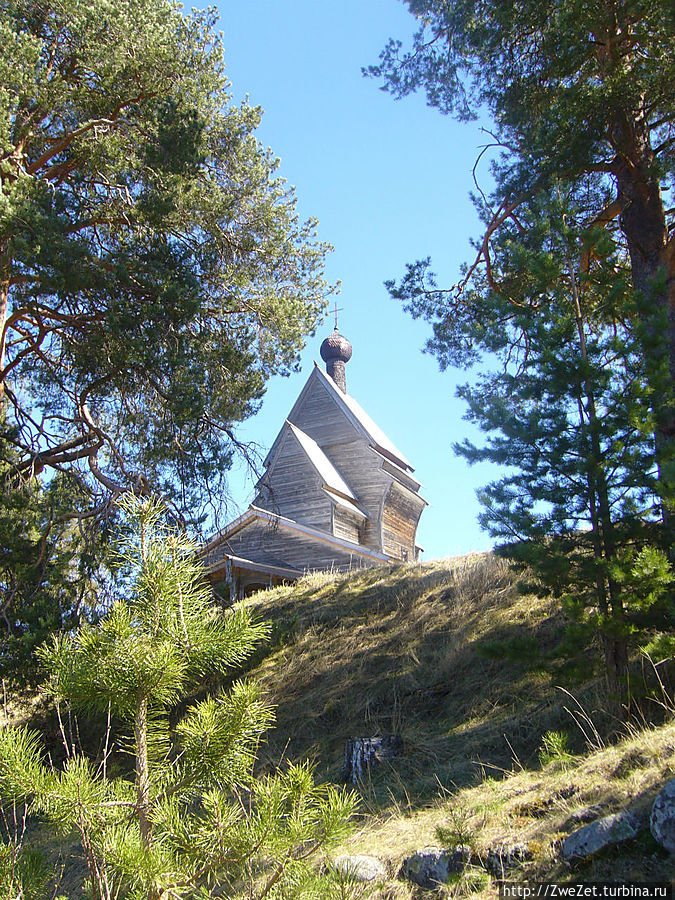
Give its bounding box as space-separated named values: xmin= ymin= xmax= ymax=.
xmin=0 ymin=497 xmax=355 ymax=899
xmin=415 ymin=187 xmax=672 ymax=695
xmin=369 ymin=0 xmax=675 ymax=509
xmin=0 ymin=425 xmax=114 ymax=687
xmin=0 ymin=0 xmax=331 ymax=520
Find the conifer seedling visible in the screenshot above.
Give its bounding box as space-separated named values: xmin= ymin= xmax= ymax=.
xmin=0 ymin=497 xmax=356 ymax=900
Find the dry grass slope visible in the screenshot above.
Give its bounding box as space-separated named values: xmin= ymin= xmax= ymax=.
xmin=337 ymin=720 xmax=675 ymax=895
xmin=5 ymin=552 xmax=673 ymax=896
xmin=245 ymin=555 xmax=591 ymax=789
xmin=241 ymin=553 xmax=675 ymax=894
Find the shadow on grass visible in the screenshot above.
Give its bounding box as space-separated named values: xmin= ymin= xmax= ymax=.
xmin=240 ymin=558 xmax=625 ymax=809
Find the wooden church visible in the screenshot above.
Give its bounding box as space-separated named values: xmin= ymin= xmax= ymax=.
xmin=203 ymin=326 xmax=427 ymax=599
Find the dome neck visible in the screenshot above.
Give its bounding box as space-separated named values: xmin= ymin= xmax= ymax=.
xmin=326 ymin=356 xmax=347 ymax=393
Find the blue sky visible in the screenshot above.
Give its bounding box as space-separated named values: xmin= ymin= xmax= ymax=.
xmin=216 ymin=0 xmax=499 ymax=559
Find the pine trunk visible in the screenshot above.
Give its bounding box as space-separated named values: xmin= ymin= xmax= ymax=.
xmin=602 ymin=633 xmax=630 ymax=715
xmin=134 ymin=693 xmax=161 ymax=900
xmin=134 ymin=694 xmax=153 ymax=847
xmin=612 ymin=109 xmax=675 ymax=521
xmin=0 ymin=239 xmax=10 ymax=402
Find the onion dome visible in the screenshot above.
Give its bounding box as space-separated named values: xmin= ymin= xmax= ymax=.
xmin=320 ymin=327 xmax=352 ymax=364
xmin=320 ymin=327 xmax=352 ymax=393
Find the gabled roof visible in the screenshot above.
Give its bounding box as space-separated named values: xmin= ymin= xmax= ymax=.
xmin=286 ymin=422 xmax=367 ymax=518
xmin=312 ymin=364 xmax=413 ymax=471
xmin=264 ymin=364 xmax=413 ymax=473
xmin=325 ymin=488 xmax=367 ymax=517
xmin=371 ymin=447 xmax=423 ymax=494
xmin=259 ymin=420 xmax=367 ymax=519
xmin=286 ymin=422 xmax=355 ymax=501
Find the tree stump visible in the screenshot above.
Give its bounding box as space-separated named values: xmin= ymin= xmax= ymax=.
xmin=342 ymin=735 xmax=402 ymax=784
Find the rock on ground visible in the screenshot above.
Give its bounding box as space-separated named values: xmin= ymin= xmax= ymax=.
xmin=561 ymin=809 xmax=641 ymax=860
xmin=399 ymin=846 xmax=471 ymax=888
xmin=570 ymin=804 xmax=605 ymax=825
xmin=331 ymin=855 xmax=387 ymax=882
xmin=650 ymin=778 xmax=675 ymax=854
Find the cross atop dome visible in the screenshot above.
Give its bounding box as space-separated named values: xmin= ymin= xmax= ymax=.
xmin=330 ymin=300 xmax=344 ymax=330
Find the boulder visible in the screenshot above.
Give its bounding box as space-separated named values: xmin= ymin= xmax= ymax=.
xmin=399 ymin=846 xmax=471 ymax=888
xmin=561 ymin=809 xmax=641 ymax=860
xmin=331 ymin=855 xmax=387 ymax=882
xmin=650 ymin=777 xmax=675 ymax=853
xmin=570 ymin=804 xmax=605 ymax=825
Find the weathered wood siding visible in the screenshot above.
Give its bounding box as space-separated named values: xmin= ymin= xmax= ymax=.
xmin=204 ymin=544 xmax=227 ymax=569
xmin=289 ymin=375 xmax=361 ymax=447
xmin=332 ymin=506 xmax=361 ymax=543
xmin=286 ymin=375 xmax=395 ymax=552
xmin=382 ymin=482 xmax=426 ymax=561
xmin=254 ymin=430 xmax=332 ymax=533
xmin=239 ymin=366 xmax=426 ymax=564
xmin=217 ymin=519 xmax=378 ymax=573
xmin=322 ymin=440 xmax=391 ymax=551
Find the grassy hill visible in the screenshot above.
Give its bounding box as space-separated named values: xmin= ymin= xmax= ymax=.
xmin=4 ymin=552 xmax=674 ymax=896
xmin=239 ymin=553 xmax=675 ymax=892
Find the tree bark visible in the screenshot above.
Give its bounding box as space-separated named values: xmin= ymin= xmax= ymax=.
xmin=611 ymin=108 xmax=675 ymax=522
xmin=134 ymin=694 xmax=153 ymax=849
xmin=602 ymin=632 xmax=630 ymax=715
xmin=134 ymin=693 xmax=162 ymax=900
xmin=0 ymin=239 xmax=10 ymax=403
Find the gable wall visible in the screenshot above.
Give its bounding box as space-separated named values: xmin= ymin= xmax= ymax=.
xmin=288 ymin=375 xmax=394 ymax=552
xmin=288 ymin=373 xmax=361 ymax=446
xmin=255 ymin=431 xmax=332 ymax=533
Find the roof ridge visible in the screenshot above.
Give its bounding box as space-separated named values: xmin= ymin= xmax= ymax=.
xmin=312 ymin=364 xmax=414 ymax=471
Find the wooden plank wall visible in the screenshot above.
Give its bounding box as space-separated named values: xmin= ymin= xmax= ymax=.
xmin=254 ymin=429 xmax=333 ymax=533
xmin=222 ymin=518 xmax=379 ymax=573
xmin=382 ymin=482 xmax=426 ymax=561
xmin=323 ymin=440 xmax=391 ymax=551
xmin=290 ymin=375 xmax=360 ymax=446
xmin=332 ymin=506 xmax=361 ymax=543
xmin=288 ymin=376 xmax=393 ymax=552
